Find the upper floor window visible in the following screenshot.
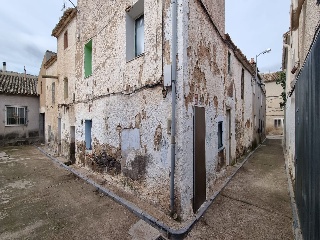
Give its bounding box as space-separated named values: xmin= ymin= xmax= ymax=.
xmin=126 ymin=0 xmax=144 ymax=61
xmin=64 ymin=30 xmax=68 ymax=49
xmin=84 ymin=40 xmax=92 ymax=77
xmin=6 ymin=106 xmax=27 ymax=126
xmin=135 ymin=15 xmax=144 ymax=57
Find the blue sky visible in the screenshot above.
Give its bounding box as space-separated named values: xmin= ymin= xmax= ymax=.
xmin=226 ymin=0 xmax=291 ymax=73
xmin=0 ymin=0 xmax=290 ymax=75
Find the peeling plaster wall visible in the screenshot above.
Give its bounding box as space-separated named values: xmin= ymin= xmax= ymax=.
xmin=285 ymin=0 xmax=320 ymax=181
xmin=72 ymin=0 xmax=258 ymax=220
xmin=74 ymin=0 xmax=176 ymax=216
xmin=180 ymin=0 xmax=227 ymax=218
xmin=227 ymin=49 xmax=254 ymax=159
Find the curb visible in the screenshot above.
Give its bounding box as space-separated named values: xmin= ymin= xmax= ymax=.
xmin=36 ymin=141 xmax=264 ymax=239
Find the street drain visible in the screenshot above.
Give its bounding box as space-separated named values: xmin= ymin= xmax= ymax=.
xmin=155 ymin=236 xmax=166 ymax=240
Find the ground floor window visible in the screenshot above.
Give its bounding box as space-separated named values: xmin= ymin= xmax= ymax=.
xmin=6 ymin=106 xmax=27 ymax=125
xmin=274 ymin=118 xmax=283 ymax=128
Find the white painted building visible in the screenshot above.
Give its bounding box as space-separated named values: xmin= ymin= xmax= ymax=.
xmin=262 ymin=72 xmax=284 ymax=135
xmin=41 ymin=1 xmax=265 ymax=220
xmin=283 ymin=0 xmax=320 ymax=181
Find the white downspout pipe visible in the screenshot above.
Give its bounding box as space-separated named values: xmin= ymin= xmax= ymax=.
xmin=170 ymin=0 xmax=177 ymax=215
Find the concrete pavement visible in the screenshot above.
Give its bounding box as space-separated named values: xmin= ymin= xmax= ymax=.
xmin=186 ymin=137 xmax=294 ymax=239
xmin=0 ymin=137 xmax=294 ymax=239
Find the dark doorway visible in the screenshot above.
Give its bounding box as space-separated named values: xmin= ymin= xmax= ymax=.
xmin=39 ymin=113 xmax=45 ymax=143
xmin=70 ymin=126 xmax=76 ymax=163
xmin=193 ymin=106 xmax=206 ymax=213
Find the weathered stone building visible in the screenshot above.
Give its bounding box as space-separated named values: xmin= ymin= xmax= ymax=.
xmin=0 ymin=63 xmax=39 ymax=146
xmin=283 ymin=1 xmax=320 ymax=238
xmin=284 ymin=0 xmax=320 ymax=182
xmin=262 ymin=72 xmax=284 ymax=135
xmin=41 ymin=1 xmax=266 ymax=220
xmin=38 ymin=8 xmax=77 ymax=162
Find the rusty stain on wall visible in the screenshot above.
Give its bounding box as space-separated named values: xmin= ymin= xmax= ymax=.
xmin=154 ymin=124 xmax=162 ymax=151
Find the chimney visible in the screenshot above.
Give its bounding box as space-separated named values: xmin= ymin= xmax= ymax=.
xmin=24 ymin=66 xmax=26 ymax=80
xmin=3 ymin=62 xmax=6 ymax=72
xmin=250 ymin=58 xmax=255 ymax=64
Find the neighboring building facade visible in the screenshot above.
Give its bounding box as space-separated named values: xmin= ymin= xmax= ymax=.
xmin=42 ymin=1 xmax=265 ymax=220
xmin=262 ymin=72 xmax=284 ymax=135
xmin=38 ymin=8 xmax=77 ymax=162
xmin=0 ymin=63 xmax=39 ymax=146
xmin=284 ymin=0 xmax=320 ymax=238
xmin=38 ymin=50 xmax=56 ymax=142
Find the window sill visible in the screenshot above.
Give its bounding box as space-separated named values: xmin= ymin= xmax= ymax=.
xmin=5 ymin=124 xmax=27 ymax=127
xmin=126 ymin=53 xmax=144 ymax=63
xmin=84 ymin=74 xmax=93 ymax=79
xmin=218 ymin=146 xmax=225 ymax=152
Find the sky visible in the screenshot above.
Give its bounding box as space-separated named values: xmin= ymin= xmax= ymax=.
xmin=0 ymin=0 xmax=77 ymax=76
xmin=226 ymin=0 xmax=291 ymax=74
xmin=0 ymin=0 xmax=290 ymax=76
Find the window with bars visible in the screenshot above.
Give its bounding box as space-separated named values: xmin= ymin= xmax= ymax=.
xmin=6 ymin=106 xmax=27 ymax=125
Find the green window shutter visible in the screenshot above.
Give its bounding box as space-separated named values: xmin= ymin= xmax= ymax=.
xmin=84 ymin=40 xmax=92 ymax=77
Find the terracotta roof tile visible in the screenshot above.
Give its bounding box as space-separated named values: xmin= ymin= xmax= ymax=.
xmin=0 ymin=71 xmax=38 ymax=96
xmin=52 ymin=8 xmax=77 ymax=38
xmin=261 ymin=72 xmax=282 ymax=83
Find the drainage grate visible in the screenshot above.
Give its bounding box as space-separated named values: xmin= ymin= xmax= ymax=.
xmin=155 ymin=236 xmax=166 ymax=240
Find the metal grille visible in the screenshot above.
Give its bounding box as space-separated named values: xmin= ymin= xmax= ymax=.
xmin=295 ymin=24 xmax=320 ymax=240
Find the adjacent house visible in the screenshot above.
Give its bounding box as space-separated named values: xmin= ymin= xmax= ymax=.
xmin=0 ymin=62 xmax=39 ymax=146
xmin=262 ymin=72 xmax=284 ymax=135
xmin=283 ymin=0 xmax=320 ymax=238
xmin=38 ymin=8 xmax=77 ymax=162
xmin=41 ymin=1 xmax=266 ymax=220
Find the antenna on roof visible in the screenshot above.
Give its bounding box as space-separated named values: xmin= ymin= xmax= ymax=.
xmin=61 ymin=0 xmax=66 ymax=11
xmin=68 ymin=0 xmax=76 ymax=8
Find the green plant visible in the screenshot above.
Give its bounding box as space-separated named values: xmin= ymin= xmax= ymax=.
xmin=275 ymin=71 xmax=286 ymax=108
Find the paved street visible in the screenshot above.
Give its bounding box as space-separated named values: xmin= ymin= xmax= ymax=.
xmin=187 ymin=137 xmax=294 ymax=239
xmin=0 ymin=146 xmax=139 ymax=240
xmin=0 ymin=137 xmax=294 ymax=239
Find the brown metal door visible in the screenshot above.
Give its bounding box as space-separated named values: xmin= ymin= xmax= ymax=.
xmin=193 ymin=107 xmax=206 ymax=213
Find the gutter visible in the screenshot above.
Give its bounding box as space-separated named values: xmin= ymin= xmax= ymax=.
xmin=170 ymin=0 xmax=177 ymax=215
xmin=36 ymin=141 xmax=263 ymax=239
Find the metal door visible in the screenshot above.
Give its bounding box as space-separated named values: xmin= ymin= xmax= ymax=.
xmin=193 ymin=107 xmax=206 ymax=213
xmin=58 ymin=118 xmax=61 ymax=154
xmin=226 ymin=109 xmax=231 ymax=165
xmin=70 ymin=126 xmax=76 ymax=163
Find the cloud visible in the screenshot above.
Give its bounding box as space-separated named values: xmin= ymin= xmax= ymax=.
xmin=0 ymin=0 xmax=77 ymax=75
